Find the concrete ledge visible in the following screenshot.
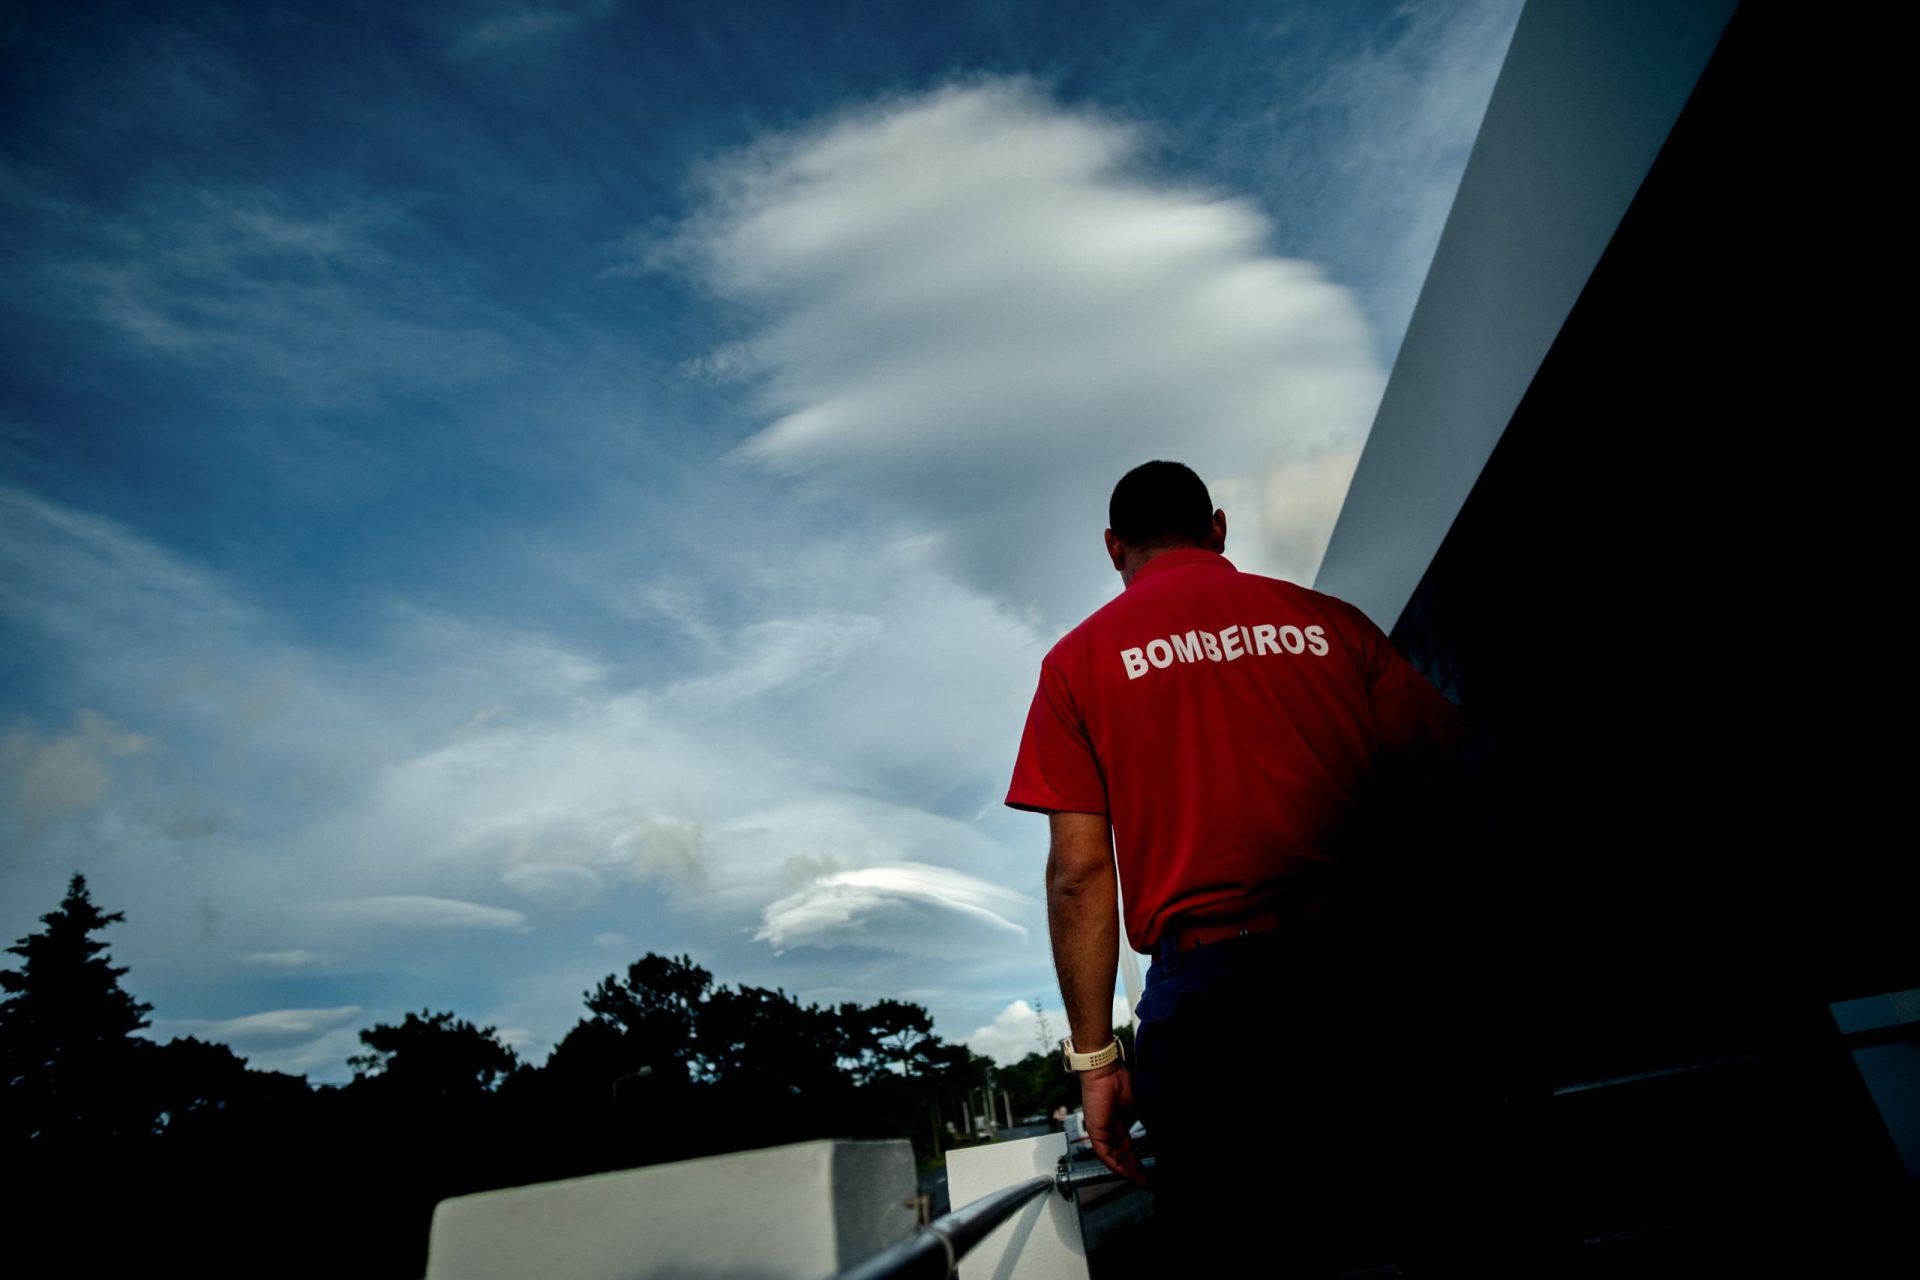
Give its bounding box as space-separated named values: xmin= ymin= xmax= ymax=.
xmin=426 ymin=1139 xmax=917 ymax=1280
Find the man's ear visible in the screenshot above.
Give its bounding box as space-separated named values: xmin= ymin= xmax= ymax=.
xmin=1208 ymin=508 xmax=1227 ymax=552
xmin=1104 ymin=528 xmax=1126 ymax=572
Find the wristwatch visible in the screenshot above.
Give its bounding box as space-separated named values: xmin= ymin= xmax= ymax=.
xmin=1060 ymin=1035 xmax=1125 ymax=1073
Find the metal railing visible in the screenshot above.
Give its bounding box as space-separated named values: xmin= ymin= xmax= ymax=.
xmin=834 ymin=1175 xmax=1051 ymax=1280
xmin=833 ymin=1154 xmax=1155 ymax=1280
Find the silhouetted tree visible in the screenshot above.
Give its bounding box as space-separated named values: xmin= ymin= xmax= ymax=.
xmin=536 ymin=1016 xmax=633 ymax=1096
xmin=140 ymin=1034 xmax=311 ymax=1141
xmin=921 ymin=1039 xmax=990 ymax=1092
xmin=698 ymin=984 xmax=851 ymax=1151
xmin=348 ymin=1010 xmax=519 ymax=1099
xmin=527 ymin=953 xmax=720 ymax=1175
xmin=837 ymin=998 xmax=936 ymax=1084
xmin=699 ymin=984 xmax=842 ymax=1090
xmin=581 ymin=952 xmax=712 ymax=1084
xmin=143 ymin=1034 xmax=252 ymax=1135
xmin=0 ymin=872 xmax=157 ymax=1148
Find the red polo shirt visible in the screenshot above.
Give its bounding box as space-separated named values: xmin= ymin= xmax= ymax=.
xmin=1005 ymin=548 xmax=1471 ymax=953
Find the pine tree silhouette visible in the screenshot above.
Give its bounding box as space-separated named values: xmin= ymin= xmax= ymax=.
xmin=0 ymin=872 xmax=157 ymax=1147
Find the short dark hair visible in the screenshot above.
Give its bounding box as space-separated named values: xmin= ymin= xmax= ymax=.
xmin=1108 ymin=460 xmax=1214 ymax=549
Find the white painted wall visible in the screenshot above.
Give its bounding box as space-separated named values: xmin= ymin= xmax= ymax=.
xmin=425 ymin=1139 xmax=917 ymax=1280
xmin=1315 ymin=0 xmax=1740 ymax=628
xmin=946 ymin=1132 xmax=1088 ymax=1280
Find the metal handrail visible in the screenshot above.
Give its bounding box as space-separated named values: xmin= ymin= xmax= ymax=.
xmin=1055 ymin=1153 xmax=1156 ymax=1195
xmin=834 ymin=1175 xmax=1055 ymax=1280
xmin=835 ymin=1151 xmax=1159 ymax=1280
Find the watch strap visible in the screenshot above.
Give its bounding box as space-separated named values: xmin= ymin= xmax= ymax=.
xmin=1060 ymin=1035 xmax=1123 ymax=1072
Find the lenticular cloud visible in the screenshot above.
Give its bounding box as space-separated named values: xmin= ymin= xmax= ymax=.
xmin=674 ymin=78 xmax=1385 ymax=620
xmin=756 ymin=862 xmax=1037 ymax=959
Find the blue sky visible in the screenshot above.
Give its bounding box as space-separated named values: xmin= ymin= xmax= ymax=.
xmin=0 ymin=0 xmax=1519 ymax=1078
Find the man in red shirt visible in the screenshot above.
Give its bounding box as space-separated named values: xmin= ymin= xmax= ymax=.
xmin=1006 ymin=460 xmax=1473 ymax=1272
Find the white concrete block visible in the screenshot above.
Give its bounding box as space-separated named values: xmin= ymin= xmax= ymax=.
xmin=945 ymin=1133 xmax=1087 ymax=1280
xmin=426 ymin=1139 xmax=917 ymax=1280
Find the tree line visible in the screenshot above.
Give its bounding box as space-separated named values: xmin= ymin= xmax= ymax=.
xmin=2 ymin=874 xmax=1104 ymax=1278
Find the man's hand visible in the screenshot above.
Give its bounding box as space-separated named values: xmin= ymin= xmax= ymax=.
xmin=1079 ymin=1061 xmax=1148 ymax=1186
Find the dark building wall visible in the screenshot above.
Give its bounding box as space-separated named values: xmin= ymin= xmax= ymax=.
xmin=1388 ymin=0 xmax=1912 ymax=1259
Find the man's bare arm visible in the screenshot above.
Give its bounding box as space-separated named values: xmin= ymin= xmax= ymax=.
xmin=1045 ymin=809 xmax=1146 ymax=1185
xmin=1046 ymin=810 xmax=1120 ymax=1050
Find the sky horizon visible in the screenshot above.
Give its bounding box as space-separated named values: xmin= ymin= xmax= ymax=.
xmin=0 ymin=0 xmax=1520 ymax=1081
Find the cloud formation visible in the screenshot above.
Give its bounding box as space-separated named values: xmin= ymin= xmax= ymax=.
xmin=0 ymin=480 xmax=1054 ymax=1079
xmin=17 ymin=184 xmax=522 ymax=405
xmin=757 ymin=862 xmax=1038 ymax=958
xmin=0 ymin=8 xmax=1517 ymax=1080
xmin=0 ymin=709 xmax=152 ymax=833
xmin=667 ymin=78 xmax=1385 ymax=617
xmin=320 ymin=896 xmax=531 ymax=932
xmin=1305 ymin=0 xmax=1522 ymax=349
xmin=153 ymin=1005 xmax=363 ymax=1045
xmin=501 ymin=862 xmax=605 ymax=911
xmin=965 ymin=995 xmax=1135 ymax=1066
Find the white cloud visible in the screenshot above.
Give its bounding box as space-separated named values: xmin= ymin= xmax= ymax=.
xmin=756 ymin=862 xmax=1037 ymax=959
xmin=0 ymin=708 xmax=152 ymax=831
xmin=0 ymin=486 xmax=1052 ymax=1010
xmin=966 ymin=994 xmax=1136 ymax=1066
xmin=665 ymin=78 xmax=1388 ymax=618
xmin=320 ymin=895 xmax=531 ymax=932
xmin=965 ymin=999 xmax=1052 ymax=1065
xmin=0 ymin=339 xmax=1100 ymax=1076
xmin=242 ymin=1025 xmax=367 ymax=1078
xmin=1308 ymin=0 xmax=1524 ymax=351
xmin=501 ymin=862 xmax=604 ymax=911
xmin=663 ymin=613 xmax=885 ymax=708
xmin=0 ymin=486 xmax=249 ymax=669
xmin=492 ymin=1025 xmax=540 ymax=1055
xmin=154 ymin=1005 xmax=363 ymax=1045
